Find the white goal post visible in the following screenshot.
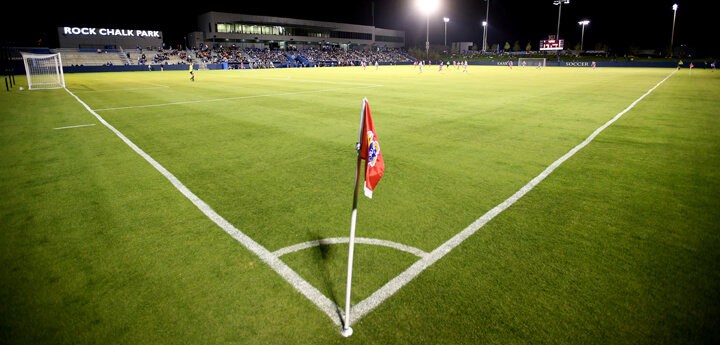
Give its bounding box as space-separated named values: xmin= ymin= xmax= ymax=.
xmin=20 ymin=52 xmax=65 ymax=90
xmin=518 ymin=58 xmax=546 ymax=67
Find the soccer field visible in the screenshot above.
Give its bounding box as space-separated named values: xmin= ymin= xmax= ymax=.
xmin=1 ymin=65 xmax=719 ymax=344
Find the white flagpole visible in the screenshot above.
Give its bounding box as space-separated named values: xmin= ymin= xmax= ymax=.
xmin=342 ymin=98 xmax=368 ymax=337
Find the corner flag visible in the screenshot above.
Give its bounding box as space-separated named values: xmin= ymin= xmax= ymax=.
xmin=359 ymin=99 xmax=385 ymax=198
xmin=342 ymin=98 xmax=384 ymax=337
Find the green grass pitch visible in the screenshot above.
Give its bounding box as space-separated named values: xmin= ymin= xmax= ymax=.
xmin=1 ymin=65 xmax=719 ymax=344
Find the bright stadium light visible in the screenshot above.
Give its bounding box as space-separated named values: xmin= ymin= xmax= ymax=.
xmin=671 ymin=4 xmax=678 ymax=56
xmin=578 ymin=20 xmax=590 ymax=51
xmin=444 ymin=17 xmax=450 ymax=46
xmin=418 ymin=0 xmax=439 ymax=59
xmin=418 ymin=0 xmax=439 ymax=14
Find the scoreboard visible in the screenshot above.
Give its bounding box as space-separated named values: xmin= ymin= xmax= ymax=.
xmin=540 ymin=36 xmax=564 ymax=51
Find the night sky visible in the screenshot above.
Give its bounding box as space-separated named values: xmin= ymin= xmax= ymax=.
xmin=2 ymin=0 xmax=716 ymax=57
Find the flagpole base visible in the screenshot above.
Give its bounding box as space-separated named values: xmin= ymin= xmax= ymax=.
xmin=341 ymin=327 xmax=354 ymax=337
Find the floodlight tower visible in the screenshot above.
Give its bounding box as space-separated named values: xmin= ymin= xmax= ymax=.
xmin=419 ymin=0 xmax=439 ymax=60
xmin=671 ymin=4 xmax=678 ymax=56
xmin=553 ymin=0 xmax=570 ymax=41
xmin=578 ymin=20 xmax=590 ymax=51
xmin=444 ymin=17 xmax=450 ymax=46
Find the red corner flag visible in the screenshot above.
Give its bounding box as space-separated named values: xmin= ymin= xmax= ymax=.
xmin=359 ymin=99 xmax=384 ymax=198
xmin=342 ymin=98 xmax=386 ymax=337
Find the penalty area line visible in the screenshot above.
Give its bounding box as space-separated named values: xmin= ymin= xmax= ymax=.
xmin=93 ymin=85 xmax=383 ymax=112
xmin=53 ymin=124 xmax=96 ymax=130
xmin=349 ymin=68 xmax=678 ymax=323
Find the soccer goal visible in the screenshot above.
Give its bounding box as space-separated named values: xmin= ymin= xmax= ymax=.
xmin=518 ymin=58 xmax=546 ymax=68
xmin=20 ymin=52 xmax=65 ymax=90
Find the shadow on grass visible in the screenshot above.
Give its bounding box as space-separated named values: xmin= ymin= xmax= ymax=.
xmin=308 ymin=232 xmax=345 ymax=324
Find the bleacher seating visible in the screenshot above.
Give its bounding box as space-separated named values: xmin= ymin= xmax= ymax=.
xmin=57 ymin=48 xmax=126 ymax=67
xmin=56 ymin=46 xmax=415 ymax=68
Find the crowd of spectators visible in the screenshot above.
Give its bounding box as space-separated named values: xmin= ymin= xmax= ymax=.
xmin=130 ymin=46 xmax=191 ymax=65
xmin=130 ymin=45 xmax=415 ymax=67
xmin=296 ymin=47 xmax=412 ymax=65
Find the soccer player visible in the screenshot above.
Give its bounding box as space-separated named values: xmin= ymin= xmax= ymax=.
xmin=189 ymin=63 xmax=195 ymax=81
xmin=419 ymin=61 xmax=423 ymax=73
xmin=439 ymin=61 xmax=443 ymax=72
xmin=375 ymin=61 xmax=379 ymax=70
xmin=592 ymin=61 xmax=596 ymax=70
xmin=522 ymin=61 xmax=527 ymax=69
xmin=712 ymin=61 xmax=716 ymax=72
xmin=508 ymin=60 xmax=513 ymax=69
xmin=536 ymin=62 xmax=542 ymax=70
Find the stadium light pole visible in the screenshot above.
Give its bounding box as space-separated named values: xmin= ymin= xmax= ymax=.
xmin=553 ymin=0 xmax=570 ymax=40
xmin=578 ymin=20 xmax=589 ymax=51
xmin=444 ymin=17 xmax=450 ymax=47
xmin=671 ymin=4 xmax=678 ymax=56
xmin=484 ymin=0 xmax=491 ymax=52
xmin=419 ymin=0 xmax=439 ymax=60
xmin=482 ymin=21 xmax=488 ymax=52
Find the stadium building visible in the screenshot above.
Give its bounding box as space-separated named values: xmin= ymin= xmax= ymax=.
xmin=188 ymin=12 xmax=405 ymax=51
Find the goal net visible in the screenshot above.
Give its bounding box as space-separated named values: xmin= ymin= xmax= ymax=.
xmin=518 ymin=58 xmax=546 ymax=67
xmin=21 ymin=52 xmax=65 ymax=90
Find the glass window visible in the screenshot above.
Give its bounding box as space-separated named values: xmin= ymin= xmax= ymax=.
xmin=217 ymin=23 xmax=231 ymax=33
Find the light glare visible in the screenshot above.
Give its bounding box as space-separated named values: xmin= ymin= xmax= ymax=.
xmin=418 ymin=0 xmax=439 ymax=14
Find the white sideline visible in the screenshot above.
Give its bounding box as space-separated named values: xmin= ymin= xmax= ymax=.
xmin=348 ymin=69 xmax=678 ymax=322
xmin=64 ymin=88 xmax=344 ymax=326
